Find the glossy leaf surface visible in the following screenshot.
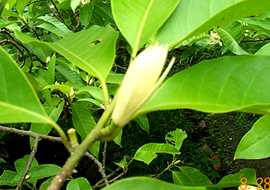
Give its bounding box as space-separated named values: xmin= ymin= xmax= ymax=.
xmin=140 ymin=56 xmax=270 ymax=115
xmin=156 ymin=0 xmax=270 ymax=47
xmin=235 ymin=115 xmax=270 ymax=159
xmin=14 ymin=25 xmax=118 ymax=82
xmin=111 ymin=0 xmax=180 ymax=55
xmin=102 ymin=177 xmax=207 ymax=190
xmin=0 ymin=47 xmax=51 ymax=124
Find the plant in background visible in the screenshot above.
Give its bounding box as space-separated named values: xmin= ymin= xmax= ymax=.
xmin=1 ymin=0 xmax=270 ymax=190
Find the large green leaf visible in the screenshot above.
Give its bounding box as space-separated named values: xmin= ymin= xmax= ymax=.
xmin=235 ymin=115 xmax=270 ymax=159
xmin=102 ymin=177 xmax=207 ymax=190
xmin=155 ymin=0 xmax=270 ymax=48
xmin=133 ymin=143 xmax=179 ymax=165
xmin=0 ymin=47 xmax=53 ymax=124
xmin=140 ymin=56 xmax=270 ymax=115
xmin=111 ymin=0 xmax=181 ymax=56
xmin=14 ymin=25 xmax=118 ymax=82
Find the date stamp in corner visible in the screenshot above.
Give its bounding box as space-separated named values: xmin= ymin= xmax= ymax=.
xmin=240 ymin=176 xmax=270 ymax=190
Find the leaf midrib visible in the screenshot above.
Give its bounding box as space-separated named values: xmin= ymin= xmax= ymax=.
xmin=132 ymin=0 xmax=155 ymax=56
xmin=0 ymin=101 xmax=51 ymax=124
xmin=171 ymin=0 xmax=248 ymax=48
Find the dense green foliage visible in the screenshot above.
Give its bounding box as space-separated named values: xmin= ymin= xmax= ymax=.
xmin=1 ymin=0 xmax=270 ymax=189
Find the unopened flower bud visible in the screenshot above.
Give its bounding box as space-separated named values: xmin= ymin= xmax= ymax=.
xmin=112 ymin=44 xmax=169 ymax=127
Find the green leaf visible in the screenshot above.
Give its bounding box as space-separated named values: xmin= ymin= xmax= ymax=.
xmin=80 ymin=3 xmax=94 ymax=27
xmin=39 ymin=177 xmax=53 ymax=190
xmin=72 ymin=102 xmax=100 ymax=157
xmin=140 ymin=56 xmax=270 ymax=115
xmin=111 ymin=0 xmax=181 ymax=56
xmin=14 ymin=25 xmax=118 ymax=82
xmin=0 ymin=170 xmax=18 ymax=186
xmin=76 ymin=86 xmax=105 ymax=104
xmin=217 ymin=28 xmax=249 ymax=55
xmin=29 ymin=164 xmax=61 ymax=182
xmin=47 ymin=54 xmax=56 ymax=85
xmin=155 ymin=0 xmax=270 ymax=47
xmin=172 ymin=166 xmax=212 ymax=186
xmin=16 ymin=0 xmax=29 ymax=15
xmin=256 ymin=42 xmax=270 ymax=55
xmin=55 ymin=61 xmax=84 ymax=87
xmin=30 ymin=98 xmax=64 ymax=147
xmin=0 ymin=47 xmax=53 ymax=124
xmin=0 ymin=155 xmax=39 ymax=186
xmin=134 ymin=143 xmax=179 ymax=165
xmin=102 ymin=177 xmax=207 ymax=190
xmin=134 ymin=115 xmax=150 ymax=134
xmin=235 ymin=115 xmax=270 ymax=159
xmin=217 ymin=168 xmax=256 ymax=188
xmin=165 ymin=129 xmax=187 ymax=150
xmin=37 ymin=15 xmax=72 ymax=37
xmin=67 ymin=177 xmax=92 ymax=190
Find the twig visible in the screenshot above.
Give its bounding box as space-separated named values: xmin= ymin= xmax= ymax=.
xmin=0 ymin=28 xmax=48 ymax=69
xmin=152 ymin=159 xmax=181 ymax=178
xmin=102 ymin=142 xmax=107 ymax=169
xmin=15 ymin=136 xmax=40 ymax=190
xmin=0 ymin=125 xmax=62 ymax=143
xmin=93 ymin=168 xmax=127 ymax=189
xmin=0 ymin=125 xmax=109 ymax=185
xmin=49 ymin=0 xmax=65 ymax=24
xmin=85 ymin=153 xmax=108 ymax=186
xmin=48 ymin=100 xmax=117 ymax=190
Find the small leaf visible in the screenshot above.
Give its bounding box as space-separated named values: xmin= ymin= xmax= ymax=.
xmin=37 ymin=15 xmax=71 ymax=37
xmin=217 ymin=28 xmax=249 ymax=55
xmin=235 ymin=115 xmax=270 ymax=159
xmin=0 ymin=170 xmax=18 ymax=186
xmin=29 ymin=164 xmax=61 ymax=183
xmin=172 ymin=166 xmax=212 ymax=186
xmin=76 ymin=86 xmax=105 ymax=103
xmin=134 ymin=143 xmax=179 ymax=165
xmin=256 ymin=42 xmax=270 ymax=55
xmin=67 ymin=177 xmax=92 ymax=190
xmin=217 ymin=168 xmax=256 ymax=188
xmin=134 ymin=115 xmax=150 ymax=134
xmin=165 ymin=129 xmax=187 ymax=150
xmin=72 ymin=102 xmax=100 ymax=157
xmin=39 ymin=177 xmax=53 ymax=190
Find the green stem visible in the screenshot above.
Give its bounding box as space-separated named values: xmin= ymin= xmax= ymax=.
xmin=48 ymin=100 xmax=116 ymax=190
xmin=49 ymin=120 xmax=71 ymax=152
xmin=101 ymin=80 xmax=110 ymax=108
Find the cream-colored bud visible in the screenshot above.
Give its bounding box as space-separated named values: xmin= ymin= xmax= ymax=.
xmin=112 ymin=44 xmax=169 ymax=127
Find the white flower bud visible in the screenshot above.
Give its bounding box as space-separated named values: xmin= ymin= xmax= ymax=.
xmin=112 ymin=44 xmax=169 ymax=127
